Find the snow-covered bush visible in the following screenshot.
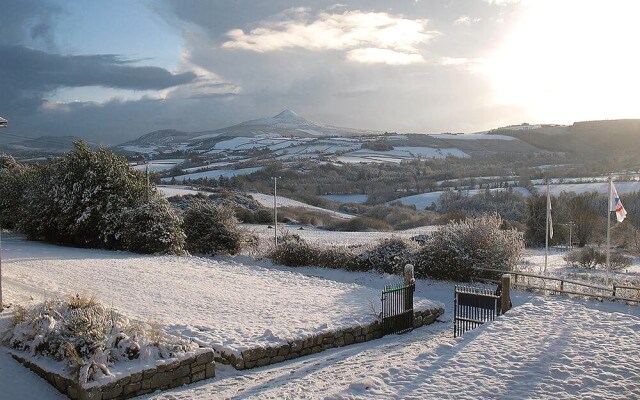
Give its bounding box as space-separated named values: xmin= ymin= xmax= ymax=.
xmin=353 ymin=238 xmax=418 ymax=274
xmin=564 ymin=247 xmax=602 ymax=270
xmin=121 ymin=196 xmax=186 ymax=255
xmin=183 ymin=200 xmax=245 ymax=255
xmin=268 ymin=234 xmax=319 ymax=267
xmin=0 ymin=155 xmax=30 ymax=229
xmin=415 ymin=214 xmax=524 ymax=281
xmin=19 ymin=142 xmax=150 ymax=248
xmin=2 ymin=295 xmax=197 ymax=384
xmin=565 ymin=247 xmax=631 ymax=271
xmin=268 ymin=234 xmax=357 ymax=269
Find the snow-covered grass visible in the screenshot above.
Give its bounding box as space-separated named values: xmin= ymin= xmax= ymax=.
xmin=1 ymin=234 xmax=437 ymax=359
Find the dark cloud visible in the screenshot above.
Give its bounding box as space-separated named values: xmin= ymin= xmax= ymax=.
xmin=0 ymin=45 xmax=196 ymax=91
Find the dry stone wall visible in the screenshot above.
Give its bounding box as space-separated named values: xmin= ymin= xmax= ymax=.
xmin=10 ymin=348 xmax=215 ymax=400
xmin=217 ymin=306 xmax=444 ymax=370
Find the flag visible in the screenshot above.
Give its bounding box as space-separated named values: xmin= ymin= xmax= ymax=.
xmin=547 ymin=186 xmax=553 ymax=239
xmin=610 ymin=182 xmax=627 ymax=223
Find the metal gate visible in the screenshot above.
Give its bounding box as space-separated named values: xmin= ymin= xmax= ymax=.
xmin=454 ymin=286 xmax=500 ymax=338
xmin=381 ymin=282 xmax=415 ymax=335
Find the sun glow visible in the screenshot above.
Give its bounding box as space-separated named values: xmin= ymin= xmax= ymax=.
xmin=480 ymin=0 xmax=640 ymax=123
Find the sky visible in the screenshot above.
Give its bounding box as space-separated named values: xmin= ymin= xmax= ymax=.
xmin=1 ymin=0 xmax=639 ymax=145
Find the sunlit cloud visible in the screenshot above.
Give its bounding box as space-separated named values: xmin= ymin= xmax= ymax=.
xmin=453 ymin=16 xmax=481 ymax=25
xmin=347 ymin=48 xmax=426 ymax=65
xmin=222 ymin=10 xmax=439 ymax=65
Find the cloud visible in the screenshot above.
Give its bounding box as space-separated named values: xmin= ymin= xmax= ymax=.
xmin=0 ymin=45 xmax=196 ymax=91
xmin=483 ymin=0 xmax=522 ymax=5
xmin=222 ymin=10 xmax=439 ymax=64
xmin=453 ymin=16 xmax=481 ymax=25
xmin=347 ymin=48 xmax=426 ymax=65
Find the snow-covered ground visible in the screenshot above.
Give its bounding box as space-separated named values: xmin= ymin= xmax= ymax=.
xmin=1 ymin=234 xmax=438 ymax=358
xmin=3 ymin=233 xmax=640 ymax=399
xmin=143 ymin=297 xmax=639 ymax=400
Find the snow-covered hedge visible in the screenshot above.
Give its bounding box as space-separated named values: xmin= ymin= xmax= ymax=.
xmin=122 ymin=196 xmax=186 ymax=255
xmin=183 ymin=200 xmax=246 ymax=255
xmin=4 ymin=142 xmax=187 ymax=254
xmin=415 ymin=214 xmax=524 ymax=281
xmin=2 ymin=296 xmax=197 ymax=384
xmin=353 ymin=238 xmax=418 ymax=274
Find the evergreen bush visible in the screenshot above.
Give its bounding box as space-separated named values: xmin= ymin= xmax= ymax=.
xmin=415 ymin=214 xmax=524 ymax=281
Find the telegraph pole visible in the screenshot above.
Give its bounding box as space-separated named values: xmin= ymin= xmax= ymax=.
xmin=271 ymin=176 xmax=281 ymax=246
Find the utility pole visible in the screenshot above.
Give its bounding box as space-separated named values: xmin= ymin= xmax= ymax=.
xmin=271 ymin=176 xmax=282 ymax=246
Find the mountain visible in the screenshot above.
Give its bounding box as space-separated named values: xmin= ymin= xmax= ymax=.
xmin=0 ymin=135 xmax=91 ymax=158
xmin=203 ymin=109 xmax=380 ymax=139
xmin=114 ymin=110 xmax=381 ymax=155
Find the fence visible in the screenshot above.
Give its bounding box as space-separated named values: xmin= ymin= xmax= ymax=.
xmin=381 ymin=282 xmax=415 ymax=335
xmin=453 ymin=286 xmax=501 ymax=338
xmin=475 ymin=268 xmax=640 ymax=303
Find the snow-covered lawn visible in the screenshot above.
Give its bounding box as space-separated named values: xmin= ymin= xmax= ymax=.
xmin=141 ymin=297 xmax=639 ymax=400
xmin=1 ymin=234 xmax=437 ymax=358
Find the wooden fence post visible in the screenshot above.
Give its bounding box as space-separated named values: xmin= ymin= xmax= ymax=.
xmin=501 ymin=274 xmax=512 ymax=314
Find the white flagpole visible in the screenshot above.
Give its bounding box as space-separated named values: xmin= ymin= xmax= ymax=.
xmin=544 ymin=183 xmax=550 ymax=274
xmin=606 ymin=176 xmax=612 ymax=284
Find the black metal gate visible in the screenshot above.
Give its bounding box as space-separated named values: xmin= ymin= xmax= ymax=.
xmin=454 ymin=286 xmax=500 ymax=338
xmin=381 ymin=282 xmax=415 ymax=335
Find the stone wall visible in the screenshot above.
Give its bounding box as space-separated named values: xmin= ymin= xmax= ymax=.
xmin=217 ymin=306 xmax=444 ymax=370
xmin=10 ymin=348 xmax=215 ymax=400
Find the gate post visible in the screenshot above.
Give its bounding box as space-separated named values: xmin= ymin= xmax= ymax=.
xmin=501 ymin=274 xmax=512 ymax=314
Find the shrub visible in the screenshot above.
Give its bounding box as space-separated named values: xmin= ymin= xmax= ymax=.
xmin=122 ymin=196 xmax=186 ymax=255
xmin=15 ymin=142 xmax=171 ymax=251
xmin=269 ymin=234 xmax=319 ymax=267
xmin=564 ymin=247 xmax=631 ymax=271
xmin=564 ymin=247 xmax=602 ymax=270
xmin=353 ymin=238 xmax=417 ymax=274
xmin=415 ymin=214 xmax=524 ymax=281
xmin=609 ymin=252 xmax=633 ymax=272
xmin=2 ymin=296 xmax=197 ymax=384
xmin=328 ymin=217 xmax=390 ymax=232
xmin=268 ymin=234 xmax=358 ymax=269
xmin=183 ymin=200 xmax=245 ymax=255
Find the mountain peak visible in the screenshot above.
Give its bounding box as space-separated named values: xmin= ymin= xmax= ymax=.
xmin=275 ymin=109 xmax=299 ymax=118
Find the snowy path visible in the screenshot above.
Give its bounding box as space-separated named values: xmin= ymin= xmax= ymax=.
xmin=143 ymin=297 xmax=639 ymax=399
